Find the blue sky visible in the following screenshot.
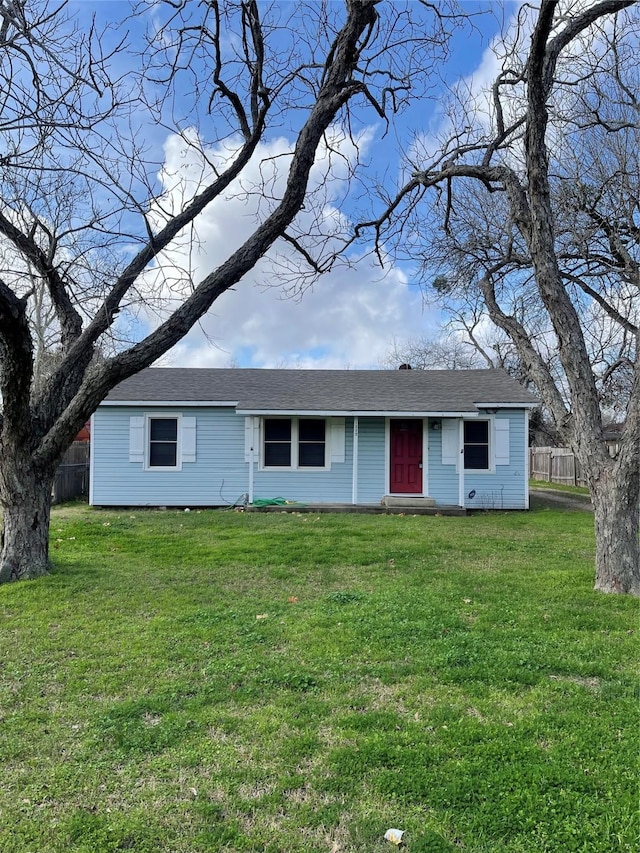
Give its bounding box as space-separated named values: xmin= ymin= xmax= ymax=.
xmin=69 ymin=1 xmax=519 ymax=369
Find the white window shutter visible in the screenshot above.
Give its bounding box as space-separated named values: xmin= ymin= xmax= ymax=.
xmin=182 ymin=416 xmax=197 ymax=462
xmin=330 ymin=418 xmax=345 ymax=463
xmin=253 ymin=419 xmax=260 ymax=459
xmin=495 ymin=419 xmax=510 ymax=465
xmin=129 ymin=416 xmax=144 ymax=463
xmin=244 ymin=416 xmax=256 ymax=462
xmin=441 ymin=419 xmax=458 ymax=465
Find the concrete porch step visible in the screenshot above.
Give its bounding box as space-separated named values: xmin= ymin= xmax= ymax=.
xmin=381 ymin=495 xmax=436 ymax=508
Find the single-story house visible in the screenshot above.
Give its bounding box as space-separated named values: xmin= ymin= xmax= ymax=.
xmin=602 ymin=422 xmax=624 ymax=457
xmin=90 ymin=367 xmax=538 ymax=510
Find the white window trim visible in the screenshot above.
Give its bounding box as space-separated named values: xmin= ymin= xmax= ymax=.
xmin=259 ymin=416 xmax=331 ymax=472
xmin=145 ymin=413 xmax=183 ymax=471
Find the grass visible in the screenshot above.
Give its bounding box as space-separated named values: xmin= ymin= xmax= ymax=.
xmin=0 ymin=505 xmax=638 ymax=853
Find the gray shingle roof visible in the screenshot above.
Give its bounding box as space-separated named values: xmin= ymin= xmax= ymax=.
xmin=104 ymin=368 xmax=537 ymax=414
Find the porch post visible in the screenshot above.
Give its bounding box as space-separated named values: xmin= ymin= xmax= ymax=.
xmin=352 ymin=416 xmax=359 ymax=505
xmin=248 ymin=418 xmax=255 ymax=504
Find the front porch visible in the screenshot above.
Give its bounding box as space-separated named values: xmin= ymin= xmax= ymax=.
xmin=247 ymin=500 xmax=466 ymax=516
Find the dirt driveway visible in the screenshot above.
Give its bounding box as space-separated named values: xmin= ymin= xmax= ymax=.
xmin=529 ymin=487 xmax=593 ymax=511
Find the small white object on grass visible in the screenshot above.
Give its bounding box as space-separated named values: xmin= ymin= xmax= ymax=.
xmin=384 ymin=828 xmax=404 ymax=846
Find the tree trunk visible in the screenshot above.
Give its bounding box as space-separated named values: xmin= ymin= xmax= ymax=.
xmin=0 ymin=469 xmax=53 ymax=583
xmin=590 ymin=470 xmax=640 ymax=596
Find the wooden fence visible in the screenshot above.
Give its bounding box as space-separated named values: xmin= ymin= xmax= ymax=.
xmin=529 ymin=446 xmax=588 ymax=488
xmin=52 ymin=441 xmax=90 ymax=503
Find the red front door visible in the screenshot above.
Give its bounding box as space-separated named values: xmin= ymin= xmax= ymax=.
xmin=390 ymin=419 xmax=423 ymax=493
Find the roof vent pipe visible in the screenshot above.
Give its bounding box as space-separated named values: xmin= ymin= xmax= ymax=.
xmin=398 ymin=363 xmax=412 ymax=370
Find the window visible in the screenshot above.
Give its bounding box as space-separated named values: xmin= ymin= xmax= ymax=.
xmin=464 ymin=420 xmax=489 ymax=470
xmin=263 ymin=418 xmax=326 ymax=469
xmin=149 ymin=417 xmax=178 ymax=468
xmin=298 ymin=419 xmax=326 ymax=467
xmin=129 ymin=415 xmax=196 ymax=468
xmin=264 ymin=418 xmax=292 ymax=467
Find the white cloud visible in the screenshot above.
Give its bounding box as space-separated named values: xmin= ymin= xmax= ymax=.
xmin=136 ymin=127 xmax=435 ymax=369
xmin=160 ymin=251 xmax=428 ymax=369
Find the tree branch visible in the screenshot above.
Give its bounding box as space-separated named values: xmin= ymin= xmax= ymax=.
xmin=35 ymin=0 xmax=383 ymax=464
xmin=0 ymin=209 xmax=83 ymax=346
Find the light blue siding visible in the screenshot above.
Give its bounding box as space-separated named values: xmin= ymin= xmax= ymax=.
xmin=92 ymin=407 xmax=529 ymax=509
xmin=253 ymin=419 xmax=353 ymax=504
xmin=462 ymin=410 xmax=528 ymax=510
xmin=92 ymin=409 xmax=356 ymax=507
xmin=426 ymin=422 xmax=459 ymax=505
xmin=92 ymin=406 xmax=249 ymax=506
xmin=356 ymin=418 xmax=387 ymax=504
xmin=426 ymin=412 xmax=528 ymax=509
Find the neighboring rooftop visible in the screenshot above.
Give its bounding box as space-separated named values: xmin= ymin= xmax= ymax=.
xmin=104 ymin=368 xmax=538 ymax=414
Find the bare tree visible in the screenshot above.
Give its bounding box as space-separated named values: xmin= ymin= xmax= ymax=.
xmin=0 ymin=0 xmax=456 ymax=582
xmin=380 ymin=285 xmax=525 ymax=374
xmin=380 ymin=333 xmax=491 ymax=371
xmin=357 ymin=1 xmax=639 ymax=593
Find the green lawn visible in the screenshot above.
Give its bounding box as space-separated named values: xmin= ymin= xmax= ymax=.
xmin=1 ymin=506 xmax=637 ymax=853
